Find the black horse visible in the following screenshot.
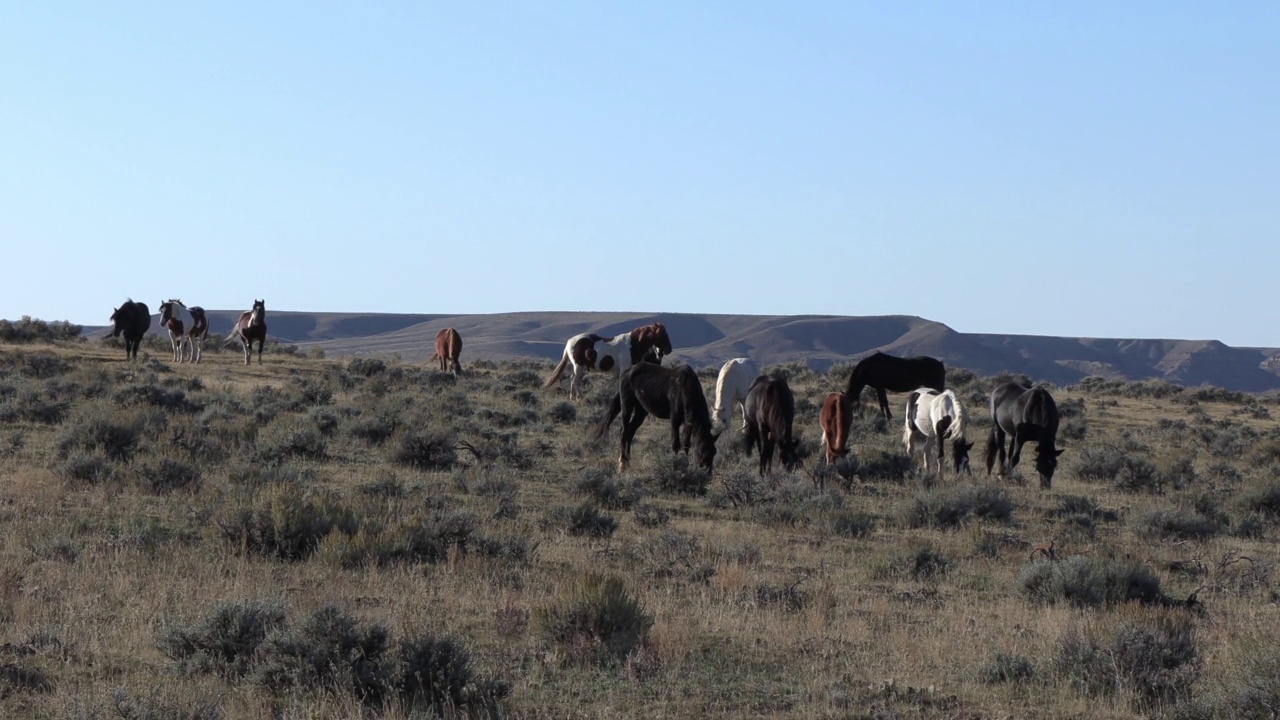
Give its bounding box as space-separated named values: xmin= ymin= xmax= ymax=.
xmin=743 ymin=374 xmax=800 ymax=475
xmin=985 ymin=381 xmax=1064 ymax=489
xmin=845 ymin=352 xmax=946 ymax=420
xmin=109 ymin=299 xmax=150 ymax=361
xmin=595 ymin=363 xmax=720 ymax=474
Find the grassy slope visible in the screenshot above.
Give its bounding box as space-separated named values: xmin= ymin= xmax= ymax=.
xmin=0 ymin=340 xmax=1278 ymax=718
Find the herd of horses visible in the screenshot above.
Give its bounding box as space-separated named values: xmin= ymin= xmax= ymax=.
xmin=102 ymin=307 xmax=1062 ymax=486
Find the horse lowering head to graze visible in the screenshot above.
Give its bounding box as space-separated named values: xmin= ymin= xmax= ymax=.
xmin=544 ymin=322 xmax=674 ymax=401
xmin=743 ymin=373 xmax=800 ymax=475
xmin=985 ymin=381 xmax=1063 ymax=489
xmin=428 ymin=328 xmax=463 ymax=376
xmin=158 ymin=300 xmax=187 ymax=363
xmin=845 ymin=352 xmax=946 ymax=421
xmin=228 ymin=299 xmax=268 ymax=365
xmin=819 ymin=392 xmax=853 ymax=465
xmin=903 ymin=388 xmax=973 ymax=477
xmin=183 ymin=304 xmax=209 ymax=363
xmin=109 ymin=299 xmax=150 ymax=361
xmin=712 ymin=358 xmax=760 ymax=432
xmin=594 ymin=362 xmax=720 ymax=474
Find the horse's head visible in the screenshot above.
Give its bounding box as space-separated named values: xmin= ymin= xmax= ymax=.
xmin=695 ymin=429 xmax=722 ymax=474
xmin=158 ymin=301 xmax=173 ymax=323
xmin=250 ymin=299 xmax=265 ymax=325
xmin=109 ymin=305 xmax=123 ymax=336
xmin=1035 ymin=446 xmax=1065 ymax=487
xmin=779 ymin=436 xmax=802 ymax=471
xmin=634 ymin=322 xmax=672 ymax=359
xmin=953 ymin=439 xmax=975 ymax=476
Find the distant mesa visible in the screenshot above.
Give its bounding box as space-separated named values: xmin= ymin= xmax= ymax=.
xmin=81 ymin=310 xmax=1280 ymax=392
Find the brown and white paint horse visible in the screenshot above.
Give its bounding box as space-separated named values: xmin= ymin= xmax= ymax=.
xmin=184 ymin=304 xmax=209 ymax=363
xmin=229 ymin=299 xmax=268 ymax=365
xmin=427 ymin=327 xmax=463 ymax=376
xmin=544 ymin=322 xmax=673 ymax=401
xmin=158 ymin=299 xmax=186 ymax=362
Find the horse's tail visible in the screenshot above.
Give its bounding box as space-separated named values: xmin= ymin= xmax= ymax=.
xmin=984 ymin=426 xmax=1000 ymax=474
xmin=544 ymin=352 xmax=571 ymax=388
xmin=593 ymin=393 xmax=623 ymax=439
xmin=947 ymin=394 xmax=967 ymax=442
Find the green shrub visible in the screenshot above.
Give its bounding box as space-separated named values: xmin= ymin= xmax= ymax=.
xmin=55 ymin=451 xmax=113 ymax=485
xmin=575 ymin=468 xmax=643 ymax=510
xmin=549 ymin=401 xmax=577 ymax=424
xmin=979 ymin=652 xmax=1036 ymax=684
xmin=647 ymin=456 xmax=711 ymax=496
xmin=906 ymin=484 xmax=1013 ymax=529
xmin=1135 ymin=507 xmax=1224 ymax=541
xmin=538 ymin=574 xmax=653 ymax=666
xmin=1018 ymin=555 xmax=1163 ymax=607
xmin=218 ymin=487 xmax=357 ymax=561
xmin=1055 ymin=613 xmax=1199 ymax=705
xmin=57 ymin=410 xmax=143 ymax=462
xmin=256 ymin=605 xmax=392 ymax=705
xmin=831 ymin=510 xmax=875 ymax=538
xmin=158 ymin=600 xmax=286 ymax=679
xmin=396 ymin=633 xmax=511 ymax=715
xmin=394 ymin=428 xmax=457 ymax=470
xmin=139 ymin=457 xmax=202 ymax=494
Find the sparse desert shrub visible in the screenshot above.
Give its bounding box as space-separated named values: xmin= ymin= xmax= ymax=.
xmin=308 ymin=407 xmax=339 ymax=436
xmin=139 ymin=456 xmax=202 ymax=494
xmin=394 ymin=428 xmax=457 ymax=470
xmin=857 ymin=449 xmax=912 ymax=482
xmin=396 ymin=632 xmax=511 ymax=715
xmin=559 ymin=503 xmax=617 ymax=539
xmin=647 ymin=456 xmax=711 ymax=496
xmin=873 ymin=546 xmax=951 ymax=581
xmin=1055 ymin=612 xmax=1199 ymax=705
xmin=256 ymin=605 xmax=392 ymax=705
xmin=831 ymin=509 xmax=875 ymax=538
xmin=57 ymin=410 xmax=143 ymax=463
xmin=1135 ymin=506 xmax=1224 ymax=541
xmin=218 ymin=486 xmax=357 ymax=561
xmin=979 ymin=651 xmax=1036 ymax=684
xmin=753 ymin=581 xmax=809 ymax=612
xmin=72 ymin=688 xmax=221 ymax=720
xmin=0 ymin=661 xmax=54 ymax=697
xmin=158 ymin=600 xmax=286 ymax=679
xmin=331 ymin=507 xmax=476 ymax=568
xmin=1074 ymin=444 xmax=1163 ymax=493
xmin=357 ymin=471 xmax=406 ymax=498
xmin=632 ymin=502 xmax=670 ymax=528
xmin=549 ymin=401 xmax=577 ymax=424
xmin=257 ymin=422 xmax=328 ymax=460
xmin=1240 ymin=482 xmax=1280 ymax=519
xmin=1019 ymin=555 xmax=1163 ymax=607
xmin=905 ymin=484 xmax=1013 ymax=529
xmin=113 ymin=383 xmax=195 ymax=412
xmin=55 ymin=450 xmax=113 ymax=485
xmin=347 ymin=357 xmax=387 ymax=377
xmin=538 ymin=574 xmax=653 ymax=666
xmin=575 ymin=467 xmax=643 ymax=510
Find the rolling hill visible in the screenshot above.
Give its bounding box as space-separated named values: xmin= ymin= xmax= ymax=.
xmin=84 ymin=310 xmax=1280 ymax=392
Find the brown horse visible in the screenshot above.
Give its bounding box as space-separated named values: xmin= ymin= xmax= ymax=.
xmin=743 ymin=374 xmax=800 ymax=475
xmin=427 ymin=328 xmax=463 ymax=376
xmin=229 ymin=299 xmax=267 ymax=365
xmin=819 ymin=391 xmax=853 ymax=465
xmin=544 ymin=321 xmax=673 ymax=400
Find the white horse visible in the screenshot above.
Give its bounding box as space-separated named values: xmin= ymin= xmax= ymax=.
xmin=712 ymin=358 xmax=760 ymax=431
xmin=543 ymin=323 xmax=672 ymax=401
xmin=903 ymin=388 xmax=973 ymax=476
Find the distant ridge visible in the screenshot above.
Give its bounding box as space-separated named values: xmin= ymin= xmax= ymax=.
xmin=83 ymin=310 xmax=1280 ymax=392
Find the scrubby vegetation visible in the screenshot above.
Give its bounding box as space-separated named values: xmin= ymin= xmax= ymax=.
xmin=0 ymin=341 xmax=1278 ymax=717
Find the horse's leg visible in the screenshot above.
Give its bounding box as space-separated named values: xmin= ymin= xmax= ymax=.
xmin=242 ymin=337 xmax=251 ymax=366
xmin=876 ymin=388 xmax=890 ymax=420
xmin=619 ymin=405 xmax=647 ymax=473
xmin=993 ymin=427 xmax=1008 ymax=476
xmin=760 ymin=430 xmax=775 ymax=475
xmin=1008 ymin=429 xmax=1023 ymax=473
xmin=257 ymin=337 xmax=264 ymax=364
xmin=569 ymin=366 xmax=581 ymax=401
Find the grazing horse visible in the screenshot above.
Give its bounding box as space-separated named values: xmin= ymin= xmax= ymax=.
xmin=158 ymin=300 xmax=186 ymax=362
xmin=109 ymin=299 xmax=150 ymax=361
xmin=594 ymin=363 xmax=720 ymax=474
xmin=819 ymin=392 xmax=854 ymax=465
xmin=903 ymin=388 xmax=973 ymax=476
xmin=544 ymin=322 xmax=673 ymax=401
xmin=743 ymin=374 xmax=800 ymax=475
xmin=427 ymin=328 xmax=463 ymax=376
xmin=985 ymin=381 xmax=1064 ymax=489
xmin=846 ymin=352 xmax=946 ymax=421
xmin=229 ymin=299 xmax=268 ymax=365
xmin=712 ymin=357 xmax=760 ymax=432
xmin=183 ymin=304 xmax=209 ymax=363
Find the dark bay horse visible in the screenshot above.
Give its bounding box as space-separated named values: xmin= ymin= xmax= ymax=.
xmin=109 ymin=299 xmax=150 ymax=361
xmin=594 ymin=363 xmax=720 ymax=474
xmin=428 ymin=328 xmax=463 ymax=376
xmin=229 ymin=299 xmax=267 ymax=365
xmin=845 ymin=352 xmax=946 ymax=421
xmin=545 ymin=322 xmax=673 ymax=401
xmin=985 ymin=381 xmax=1064 ymax=489
xmin=158 ymin=300 xmax=186 ymax=363
xmin=819 ymin=392 xmax=853 ymax=465
xmin=743 ymin=374 xmax=800 ymax=475
xmin=185 ymin=304 xmax=209 ymax=363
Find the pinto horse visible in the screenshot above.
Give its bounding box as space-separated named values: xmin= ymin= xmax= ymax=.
xmin=743 ymin=374 xmax=800 ymax=475
xmin=544 ymin=322 xmax=673 ymax=401
xmin=712 ymin=357 xmax=760 ymax=432
xmin=229 ymin=299 xmax=268 ymax=365
xmin=985 ymin=381 xmax=1064 ymax=489
xmin=819 ymin=392 xmax=854 ymax=465
xmin=428 ymin=328 xmax=463 ymax=376
xmin=846 ymin=352 xmax=946 ymax=421
xmin=903 ymin=388 xmax=973 ymax=477
xmin=109 ymin=299 xmax=150 ymax=361
xmin=594 ymin=363 xmax=720 ymax=474
xmin=184 ymin=304 xmax=209 ymax=363
xmin=158 ymin=300 xmax=186 ymax=363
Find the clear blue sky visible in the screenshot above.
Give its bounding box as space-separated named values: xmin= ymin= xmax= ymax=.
xmin=2 ymin=3 xmax=1276 ymax=345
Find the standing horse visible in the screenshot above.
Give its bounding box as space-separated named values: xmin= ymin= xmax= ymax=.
xmin=427 ymin=328 xmax=463 ymax=376
xmin=183 ymin=303 xmax=209 ymax=363
xmin=158 ymin=300 xmax=186 ymax=362
xmin=743 ymin=374 xmax=800 ymax=475
xmin=712 ymin=357 xmax=760 ymax=432
xmin=846 ymin=352 xmax=946 ymax=421
xmin=985 ymin=381 xmax=1064 ymax=489
xmin=544 ymin=322 xmax=673 ymax=401
xmin=819 ymin=392 xmax=853 ymax=465
xmin=594 ymin=363 xmax=720 ymax=474
xmin=109 ymin=299 xmax=150 ymax=361
xmin=229 ymin=299 xmax=268 ymax=365
xmin=903 ymin=388 xmax=973 ymax=476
